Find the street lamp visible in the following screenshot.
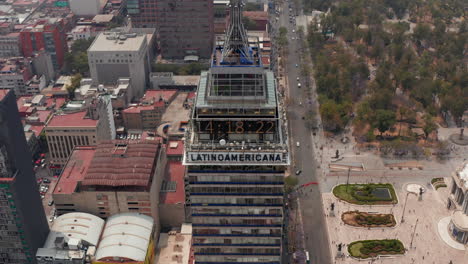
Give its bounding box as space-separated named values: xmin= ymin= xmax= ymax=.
xmin=401 ymin=192 xmax=410 ymax=223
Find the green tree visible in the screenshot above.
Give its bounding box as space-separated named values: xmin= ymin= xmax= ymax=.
xmin=284 ymin=176 xmax=299 ymax=193
xmin=242 ymin=17 xmax=257 ymax=30
xmin=67 ymin=74 xmax=82 ymax=99
xmin=373 ymin=109 xmax=396 ymax=135
xmin=423 ymin=115 xmax=437 ymax=140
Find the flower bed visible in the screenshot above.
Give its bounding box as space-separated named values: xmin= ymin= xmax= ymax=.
xmin=348 ymin=239 xmax=405 ymax=258
xmin=333 ymin=183 xmax=398 ymax=205
xmin=342 ymin=211 xmax=396 ymax=227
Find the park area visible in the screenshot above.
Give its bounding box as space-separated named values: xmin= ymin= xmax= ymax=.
xmin=333 ymin=183 xmax=398 ymax=205
xmin=348 ymin=239 xmax=405 ymax=259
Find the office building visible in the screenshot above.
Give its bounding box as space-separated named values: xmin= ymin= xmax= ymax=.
xmin=20 ymin=20 xmax=68 ymax=70
xmin=45 ymin=97 xmax=115 ymax=166
xmin=128 ymin=0 xmax=214 ymax=59
xmin=183 ymin=1 xmax=289 ymax=263
xmin=0 ymin=58 xmax=33 ymax=96
xmin=88 ymin=31 xmax=151 ymax=100
xmin=69 ymin=0 xmax=102 ymax=16
xmin=0 ymin=89 xmax=49 ymax=264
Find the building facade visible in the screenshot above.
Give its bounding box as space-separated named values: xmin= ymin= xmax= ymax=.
xmin=20 ymin=20 xmax=68 ymax=70
xmin=52 ymin=140 xmax=166 ymax=233
xmin=45 ymin=107 xmax=114 ymax=166
xmin=88 ymin=31 xmax=150 ymax=101
xmin=0 ymin=58 xmax=33 ymax=96
xmin=0 ymin=33 xmax=21 ymax=58
xmin=0 ymin=89 xmax=49 ymax=264
xmin=183 ymin=2 xmax=288 ymax=263
xmin=448 ymin=162 xmax=468 ymax=244
xmin=128 ymin=0 xmax=214 ymax=59
xmin=69 ymin=0 xmax=102 ymax=16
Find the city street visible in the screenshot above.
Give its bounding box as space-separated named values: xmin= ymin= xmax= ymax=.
xmin=273 ymin=1 xmax=333 ymax=263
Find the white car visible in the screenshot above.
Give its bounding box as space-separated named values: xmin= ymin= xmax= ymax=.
xmin=296 ymin=77 xmax=300 ymax=81
xmin=292 ymin=29 xmax=295 ymax=33
xmin=296 ymin=141 xmax=300 ymax=147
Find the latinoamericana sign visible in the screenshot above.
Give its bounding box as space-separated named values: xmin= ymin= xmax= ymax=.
xmin=185 ymin=151 xmax=289 ymax=165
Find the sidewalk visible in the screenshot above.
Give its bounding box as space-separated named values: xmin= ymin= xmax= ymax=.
xmin=322 ymin=184 xmax=467 ymax=263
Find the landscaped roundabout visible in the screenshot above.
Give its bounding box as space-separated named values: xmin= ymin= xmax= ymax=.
xmin=333 ymin=183 xmax=398 ymax=205
xmin=348 ymin=239 xmax=405 ymax=259
xmin=342 ymin=211 xmax=396 ymax=228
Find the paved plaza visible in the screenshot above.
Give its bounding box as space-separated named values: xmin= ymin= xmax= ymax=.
xmin=321 ymin=177 xmax=468 ymax=264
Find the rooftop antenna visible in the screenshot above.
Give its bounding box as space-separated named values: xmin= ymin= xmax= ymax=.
xmin=221 ymin=0 xmax=253 ymax=65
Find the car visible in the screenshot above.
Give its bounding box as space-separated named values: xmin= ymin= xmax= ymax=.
xmin=296 ymin=141 xmax=300 ymax=147
xmin=295 ymin=64 xmax=298 ymax=68
xmin=292 ymin=29 xmax=295 ymax=33
xmin=48 ymin=200 xmax=54 ymax=206
xmin=40 ymin=195 xmax=45 ymax=199
xmin=43 ymin=178 xmax=51 ymax=184
xmin=295 ymin=170 xmax=302 ymax=175
xmin=41 ymin=163 xmax=46 ymax=168
xmin=40 ymin=153 xmax=46 ymax=158
xmin=49 ymin=217 xmax=54 ymax=222
xmin=297 ymin=83 xmax=301 ymax=88
xmin=296 ymin=77 xmax=300 ymax=81
xmin=35 ymin=160 xmax=41 ymax=165
xmin=40 ymin=159 xmax=45 ymax=164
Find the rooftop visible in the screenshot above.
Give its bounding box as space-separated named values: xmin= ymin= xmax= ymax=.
xmin=160 ymin=161 xmax=185 ymax=205
xmin=95 ymin=213 xmax=154 ymax=262
xmin=143 ymin=89 xmax=177 ymax=102
xmin=47 ymin=111 xmax=98 ymax=128
xmin=93 ymin=14 xmax=114 ymax=24
xmin=155 ymin=223 xmax=193 ymax=264
xmin=53 ymin=146 xmax=96 ymax=195
xmin=45 ymin=212 xmax=105 ymax=247
xmin=166 ymin=141 xmax=184 ymax=156
xmin=88 ymin=31 xmax=147 ymax=52
xmin=81 ymin=140 xmax=160 ymax=187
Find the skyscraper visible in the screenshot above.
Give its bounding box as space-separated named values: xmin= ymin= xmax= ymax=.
xmin=0 ymin=89 xmax=49 ymax=264
xmin=183 ymin=1 xmax=289 ymax=263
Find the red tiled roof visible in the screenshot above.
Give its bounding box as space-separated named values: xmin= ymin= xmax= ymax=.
xmin=53 ymin=146 xmax=96 ymax=195
xmin=81 ymin=140 xmax=160 ymax=187
xmin=160 ymin=161 xmax=185 ymax=204
xmin=166 ymin=141 xmax=184 ymax=156
xmin=187 ymin=92 xmax=196 ymax=99
xmin=46 ymin=97 xmax=66 ymax=110
xmin=48 ymin=111 xmax=98 ymax=127
xmin=122 ymin=105 xmax=154 ymax=114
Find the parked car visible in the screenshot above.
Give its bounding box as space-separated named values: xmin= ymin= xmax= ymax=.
xmin=43 ymin=178 xmax=51 ymax=184
xmin=295 ymin=170 xmax=302 ymax=175
xmin=48 ymin=200 xmax=54 ymax=206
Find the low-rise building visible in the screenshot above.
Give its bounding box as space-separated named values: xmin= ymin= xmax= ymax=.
xmin=150 ymin=72 xmax=200 ymax=91
xmin=0 ymin=57 xmax=33 ymax=96
xmin=74 ymin=78 xmax=129 ymax=109
xmin=71 ymin=25 xmax=97 ymax=41
xmin=122 ymin=90 xmax=177 ymax=131
xmin=45 ymin=100 xmax=115 ymax=166
xmin=155 ymin=224 xmax=194 ymax=264
xmin=448 ymin=162 xmax=468 ymax=244
xmin=52 ymin=139 xmax=166 ymax=228
xmin=41 ymin=76 xmax=72 ymax=98
xmin=36 ymin=212 xmax=105 ymax=264
xmin=159 ymin=160 xmax=186 ymax=228
xmin=93 ymin=213 xmax=156 ymax=264
xmin=0 ymin=32 xmax=21 ymax=57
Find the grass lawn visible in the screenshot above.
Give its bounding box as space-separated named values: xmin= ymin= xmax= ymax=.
xmin=348 ymin=239 xmax=405 ymax=259
xmin=333 ymin=183 xmax=398 ymax=205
